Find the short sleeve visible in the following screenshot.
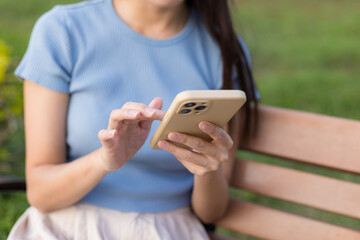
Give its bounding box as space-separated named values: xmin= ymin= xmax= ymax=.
xmin=14 ymin=7 xmax=73 ymax=93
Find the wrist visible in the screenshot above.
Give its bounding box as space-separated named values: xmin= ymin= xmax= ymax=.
xmin=91 ymin=148 xmax=111 ymax=176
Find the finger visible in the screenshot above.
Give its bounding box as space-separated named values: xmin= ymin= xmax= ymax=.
xmin=98 ymin=129 xmax=117 ymax=148
xmin=141 ymin=98 xmax=165 ymax=130
xmin=122 ymin=102 xmax=148 ymax=109
xmin=144 ymin=108 xmax=166 ymax=121
xmin=157 ymin=140 xmax=210 ymax=168
xmin=167 ymin=132 xmax=224 ymax=161
xmin=158 ymin=141 xmax=219 ymax=175
xmin=199 ymin=121 xmax=233 ymax=149
xmin=148 ymin=97 xmax=163 ymax=110
xmin=121 ymin=102 xmax=160 ymax=118
xmin=148 ymin=98 xmax=166 ymax=120
xmin=148 ymin=97 xmax=165 ymax=120
xmin=123 ymin=101 xmax=165 ymax=120
xmin=108 ymin=108 xmax=142 ymax=130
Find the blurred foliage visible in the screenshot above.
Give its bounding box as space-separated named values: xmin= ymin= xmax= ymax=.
xmin=0 ymin=39 xmax=26 ymax=240
xmin=0 ymin=1 xmax=81 ymax=238
xmin=0 ymin=40 xmax=10 ymax=81
xmin=0 ymin=39 xmax=24 ymax=175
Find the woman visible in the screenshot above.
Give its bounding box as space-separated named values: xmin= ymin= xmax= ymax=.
xmin=9 ymin=0 xmax=258 ymax=239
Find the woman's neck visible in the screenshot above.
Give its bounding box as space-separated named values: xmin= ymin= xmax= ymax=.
xmin=113 ymin=0 xmax=189 ymax=39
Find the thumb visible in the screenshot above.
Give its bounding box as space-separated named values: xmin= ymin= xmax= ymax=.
xmin=98 ymin=129 xmax=117 ymax=148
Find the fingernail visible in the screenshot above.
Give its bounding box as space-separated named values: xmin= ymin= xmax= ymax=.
xmin=199 ymin=122 xmax=209 ymax=130
xmin=107 ymin=130 xmax=116 ymax=137
xmin=168 ymin=132 xmax=179 ymax=141
xmin=129 ymin=110 xmax=139 ymax=117
xmin=158 ymin=141 xmax=168 ymax=149
xmin=144 ymin=107 xmax=155 ymax=115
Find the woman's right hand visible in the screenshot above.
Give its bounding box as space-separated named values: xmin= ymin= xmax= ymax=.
xmin=23 ymin=81 xmax=165 ymax=212
xmin=97 ymin=97 xmax=165 ymax=172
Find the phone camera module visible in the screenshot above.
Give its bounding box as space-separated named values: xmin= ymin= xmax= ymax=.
xmin=180 ymin=109 xmax=192 ymax=114
xmin=195 ymin=106 xmax=207 ymax=111
xmin=184 ymin=102 xmax=196 ymax=108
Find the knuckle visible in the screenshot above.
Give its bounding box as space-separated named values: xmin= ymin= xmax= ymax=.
xmin=228 ymin=138 xmax=234 ymax=149
xmin=196 ymin=169 xmax=206 ymax=176
xmin=183 ymin=151 xmax=193 ymax=162
xmin=175 ymin=134 xmax=184 ymax=143
xmin=208 ymin=162 xmax=219 ymax=171
xmin=188 ymin=169 xmax=194 ymax=174
xmin=188 ymin=168 xmax=197 ymax=175
xmin=110 ymin=109 xmax=117 ymax=118
xmin=209 ymin=126 xmax=217 ymax=135
xmin=110 ymin=109 xmax=121 ymax=119
xmin=219 ymin=151 xmax=229 ymax=163
xmin=139 ymin=103 xmax=148 ymax=109
xmin=168 ymin=145 xmax=177 ymax=154
xmin=123 ymin=102 xmax=147 ymax=110
xmin=98 ymin=130 xmax=105 ymax=139
xmin=123 ymin=102 xmax=134 ymax=107
xmin=195 ymin=141 xmax=206 ymax=152
xmin=217 ymin=132 xmax=226 ymax=143
xmin=220 ymin=154 xmax=228 ymax=163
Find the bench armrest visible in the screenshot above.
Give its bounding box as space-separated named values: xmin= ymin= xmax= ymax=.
xmin=0 ymin=176 xmax=26 ymax=191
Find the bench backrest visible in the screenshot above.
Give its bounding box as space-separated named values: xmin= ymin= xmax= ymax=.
xmin=216 ymin=105 xmax=360 ymax=240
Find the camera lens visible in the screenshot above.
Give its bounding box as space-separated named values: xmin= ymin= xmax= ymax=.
xmin=195 ymin=106 xmax=207 ymax=111
xmin=180 ymin=109 xmax=191 ymax=114
xmin=184 ymin=102 xmax=196 ymax=108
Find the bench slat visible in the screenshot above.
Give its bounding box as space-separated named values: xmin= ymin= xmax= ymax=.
xmin=231 ymin=159 xmax=360 ymax=219
xmin=208 ymin=233 xmax=238 ymax=240
xmin=0 ymin=176 xmax=26 ymax=191
xmin=240 ymin=105 xmax=360 ymax=174
xmin=216 ymin=199 xmax=360 ymax=240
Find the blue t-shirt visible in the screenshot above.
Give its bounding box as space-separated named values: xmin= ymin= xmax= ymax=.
xmin=15 ymin=0 xmax=252 ymax=212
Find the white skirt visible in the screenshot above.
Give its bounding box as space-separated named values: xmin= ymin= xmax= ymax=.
xmin=8 ymin=202 xmax=210 ymax=240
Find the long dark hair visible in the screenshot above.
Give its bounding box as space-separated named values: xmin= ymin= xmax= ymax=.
xmin=186 ymin=0 xmax=258 ymax=145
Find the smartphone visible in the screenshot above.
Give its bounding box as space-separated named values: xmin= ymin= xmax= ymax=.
xmin=150 ymin=90 xmax=247 ymax=150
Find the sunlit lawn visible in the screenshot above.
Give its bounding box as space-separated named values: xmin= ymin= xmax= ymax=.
xmin=0 ymin=0 xmax=359 ymax=239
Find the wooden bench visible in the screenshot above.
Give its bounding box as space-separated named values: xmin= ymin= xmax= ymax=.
xmin=2 ymin=104 xmax=360 ymax=239
xmin=212 ymin=105 xmax=360 ymax=240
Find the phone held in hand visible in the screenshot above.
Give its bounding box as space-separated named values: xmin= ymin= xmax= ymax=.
xmin=150 ymin=90 xmax=247 ymax=150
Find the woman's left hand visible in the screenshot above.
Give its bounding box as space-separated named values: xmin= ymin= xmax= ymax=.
xmin=157 ymin=121 xmax=233 ymax=176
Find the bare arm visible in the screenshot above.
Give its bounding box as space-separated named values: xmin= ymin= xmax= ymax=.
xmin=158 ymin=122 xmax=235 ymax=223
xmin=24 ymin=80 xmax=108 ymax=212
xmin=191 ymin=165 xmax=230 ymax=224
xmin=24 ymin=80 xmax=165 ymax=213
xmin=191 ymin=123 xmax=237 ymax=223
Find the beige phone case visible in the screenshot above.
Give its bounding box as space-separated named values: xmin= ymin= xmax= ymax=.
xmin=150 ymin=90 xmax=247 ymax=150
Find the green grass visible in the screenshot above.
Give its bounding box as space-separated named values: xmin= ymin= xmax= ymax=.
xmin=233 ymin=0 xmax=360 ymax=120
xmin=0 ymin=0 xmax=80 ymax=57
xmin=0 ymin=0 xmax=359 ymax=239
